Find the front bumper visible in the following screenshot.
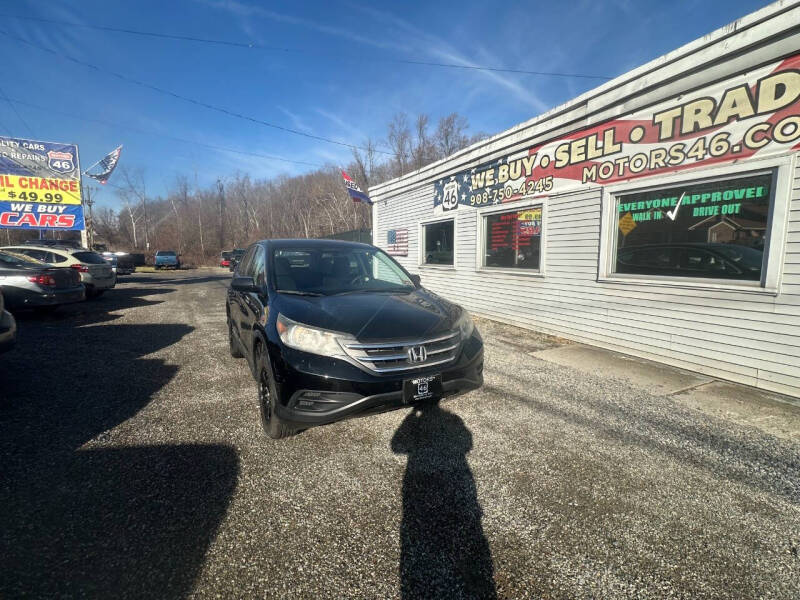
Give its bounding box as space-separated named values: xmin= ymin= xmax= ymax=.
xmin=0 ymin=309 xmax=17 ymax=353
xmin=270 ymin=331 xmax=484 ymax=428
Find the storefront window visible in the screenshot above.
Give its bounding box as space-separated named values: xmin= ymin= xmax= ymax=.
xmin=483 ymin=207 xmax=542 ymax=270
xmin=423 ymin=220 xmax=454 ymax=265
xmin=614 ymin=172 xmax=772 ymax=282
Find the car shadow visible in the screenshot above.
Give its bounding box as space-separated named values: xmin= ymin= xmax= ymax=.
xmin=0 ymin=295 xmax=238 ymax=597
xmin=391 ymin=401 xmax=496 ymax=599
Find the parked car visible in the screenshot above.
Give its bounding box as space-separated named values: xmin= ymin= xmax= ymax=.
xmin=0 ymin=250 xmax=85 ymax=311
xmin=616 ymin=242 xmax=763 ymax=280
xmin=154 ymin=250 xmax=180 ymax=270
xmin=1 ymin=245 xmax=116 ymax=297
xmin=227 ymin=239 xmax=484 ymax=439
xmin=0 ymin=289 xmax=17 ymax=354
xmin=220 ymin=251 xmax=233 ymax=268
xmin=229 ymin=248 xmax=245 ymax=272
xmin=101 ymin=252 xmax=135 ymax=276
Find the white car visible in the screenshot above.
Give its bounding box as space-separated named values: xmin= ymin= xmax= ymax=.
xmin=1 ymin=245 xmax=116 ymax=297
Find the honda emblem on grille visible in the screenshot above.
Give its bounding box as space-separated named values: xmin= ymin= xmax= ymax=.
xmin=407 ymin=345 xmax=427 ymax=363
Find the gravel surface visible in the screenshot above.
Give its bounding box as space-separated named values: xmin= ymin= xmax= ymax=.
xmin=1 ymin=269 xmax=798 ymax=599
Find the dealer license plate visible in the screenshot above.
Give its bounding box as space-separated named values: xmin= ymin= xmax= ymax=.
xmin=403 ymin=374 xmax=442 ymax=403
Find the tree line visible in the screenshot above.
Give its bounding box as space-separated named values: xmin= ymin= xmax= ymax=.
xmin=2 ymin=112 xmax=486 ymax=263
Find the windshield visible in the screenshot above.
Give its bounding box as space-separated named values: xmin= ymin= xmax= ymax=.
xmin=271 ymin=246 xmax=415 ymax=295
xmin=0 ymin=250 xmax=44 ymax=265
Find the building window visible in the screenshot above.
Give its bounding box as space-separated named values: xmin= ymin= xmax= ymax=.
xmin=613 ymin=171 xmax=772 ymax=282
xmin=482 ymin=206 xmax=542 ymax=270
xmin=422 ymin=220 xmax=454 ymax=265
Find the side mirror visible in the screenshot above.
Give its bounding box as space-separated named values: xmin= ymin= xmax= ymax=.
xmin=231 ymin=276 xmax=259 ymax=293
xmin=409 ymin=274 xmax=421 ymax=287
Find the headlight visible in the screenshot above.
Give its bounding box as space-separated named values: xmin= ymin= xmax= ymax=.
xmin=456 ymin=309 xmax=475 ymax=340
xmin=276 ymin=313 xmax=352 ymax=357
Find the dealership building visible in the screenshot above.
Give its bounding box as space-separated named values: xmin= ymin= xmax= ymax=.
xmin=371 ymin=2 xmax=800 ymax=398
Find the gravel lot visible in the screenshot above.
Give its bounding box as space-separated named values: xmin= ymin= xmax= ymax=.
xmin=1 ymin=269 xmax=799 ymax=599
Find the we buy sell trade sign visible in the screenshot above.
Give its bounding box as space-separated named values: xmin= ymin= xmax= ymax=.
xmin=0 ymin=136 xmax=84 ymax=230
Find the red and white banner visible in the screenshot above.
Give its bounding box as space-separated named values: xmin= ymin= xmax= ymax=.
xmin=434 ymin=53 xmax=800 ymax=211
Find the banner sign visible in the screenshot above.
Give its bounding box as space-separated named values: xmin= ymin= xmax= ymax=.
xmin=0 ymin=136 xmax=83 ymax=230
xmin=434 ymin=53 xmax=800 ymax=211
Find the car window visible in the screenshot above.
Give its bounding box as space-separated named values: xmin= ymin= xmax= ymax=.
xmin=72 ymin=251 xmax=108 ymax=264
xmin=48 ymin=252 xmax=69 ymax=263
xmin=156 ymin=251 xmax=176 ymax=257
xmin=271 ymin=246 xmax=414 ymax=295
xmin=252 ymin=246 xmax=267 ymax=287
xmin=19 ymin=249 xmax=50 ymax=262
xmin=0 ymin=250 xmax=43 ymax=265
xmin=238 ymin=246 xmax=258 ymax=277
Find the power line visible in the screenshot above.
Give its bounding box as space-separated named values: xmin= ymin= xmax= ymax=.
xmin=0 ymin=82 xmax=34 ymax=137
xmin=4 ymin=95 xmax=327 ymax=168
xmin=0 ymin=13 xmax=614 ymax=80
xmin=0 ymin=29 xmax=393 ymax=155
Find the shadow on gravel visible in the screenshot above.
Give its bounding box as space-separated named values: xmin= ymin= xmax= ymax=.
xmin=0 ymin=288 xmax=238 ymax=598
xmin=123 ymin=274 xmax=229 ymax=286
xmin=391 ymin=402 xmax=496 ymax=600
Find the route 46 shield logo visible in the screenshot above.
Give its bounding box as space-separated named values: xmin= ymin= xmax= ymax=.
xmin=442 ymin=179 xmax=459 ymax=211
xmin=47 ymin=150 xmax=75 ymax=174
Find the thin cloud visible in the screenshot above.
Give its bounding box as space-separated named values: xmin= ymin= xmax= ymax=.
xmin=198 ymin=0 xmax=409 ymax=52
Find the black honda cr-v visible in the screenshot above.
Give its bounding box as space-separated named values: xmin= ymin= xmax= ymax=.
xmin=226 ymin=239 xmax=484 ymax=438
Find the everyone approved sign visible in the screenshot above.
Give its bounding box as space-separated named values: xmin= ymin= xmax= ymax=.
xmin=0 ymin=136 xmax=84 ymax=230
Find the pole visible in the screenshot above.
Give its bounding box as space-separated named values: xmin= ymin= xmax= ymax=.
xmin=217 ymin=179 xmax=225 ymax=251
xmin=80 ymin=184 xmax=89 ymax=248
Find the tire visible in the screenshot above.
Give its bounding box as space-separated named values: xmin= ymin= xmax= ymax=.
xmin=255 ymin=341 xmax=293 ymax=439
xmin=228 ymin=317 xmax=244 ymax=358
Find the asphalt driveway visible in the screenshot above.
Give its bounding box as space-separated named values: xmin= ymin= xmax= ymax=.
xmin=1 ymin=269 xmax=798 ymax=599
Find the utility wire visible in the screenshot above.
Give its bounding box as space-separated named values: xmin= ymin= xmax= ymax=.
xmin=0 ymin=13 xmax=613 ymax=80
xmin=0 ymin=82 xmax=34 ymax=137
xmin=0 ymin=29 xmax=393 ymax=155
xmin=3 ymin=95 xmax=327 ymax=168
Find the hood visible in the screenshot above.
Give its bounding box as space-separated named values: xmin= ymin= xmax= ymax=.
xmin=275 ymin=287 xmax=462 ymax=342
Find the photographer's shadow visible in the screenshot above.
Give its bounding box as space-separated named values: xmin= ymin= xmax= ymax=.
xmin=391 ymin=401 xmax=496 ymax=600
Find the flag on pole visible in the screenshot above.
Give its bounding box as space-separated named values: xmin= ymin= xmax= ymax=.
xmin=84 ymin=145 xmax=123 ymax=184
xmin=341 ymin=170 xmax=372 ymax=204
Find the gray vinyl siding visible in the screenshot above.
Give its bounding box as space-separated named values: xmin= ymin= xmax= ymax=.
xmin=371 ymin=2 xmax=800 ymax=399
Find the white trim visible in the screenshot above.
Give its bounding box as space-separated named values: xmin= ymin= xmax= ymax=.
xmin=418 ymin=215 xmax=457 ymax=270
xmin=597 ymin=153 xmax=795 ymax=295
xmin=474 ymin=197 xmax=547 ymax=277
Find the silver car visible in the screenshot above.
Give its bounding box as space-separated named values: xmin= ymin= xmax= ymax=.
xmin=1 ymin=245 xmax=116 ymax=297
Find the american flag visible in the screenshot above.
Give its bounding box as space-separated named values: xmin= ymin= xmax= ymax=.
xmin=386 ymin=228 xmax=408 ymax=256
xmin=84 ymin=145 xmax=123 ymax=184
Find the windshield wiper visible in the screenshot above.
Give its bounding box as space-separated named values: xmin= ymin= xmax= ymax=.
xmin=276 ymin=290 xmax=324 ymax=296
xmin=332 ymin=288 xmax=413 ymax=296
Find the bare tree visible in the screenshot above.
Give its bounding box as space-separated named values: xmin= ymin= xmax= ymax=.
xmin=434 ymin=113 xmax=470 ymax=158
xmin=387 ymin=112 xmax=411 ymax=177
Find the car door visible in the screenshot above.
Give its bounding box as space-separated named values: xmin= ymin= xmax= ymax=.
xmin=239 ymin=245 xmax=267 ymax=354
xmin=229 ymin=245 xmax=257 ymax=346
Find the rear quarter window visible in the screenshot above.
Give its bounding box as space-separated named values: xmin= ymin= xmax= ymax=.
xmin=72 ymin=252 xmax=108 ymax=264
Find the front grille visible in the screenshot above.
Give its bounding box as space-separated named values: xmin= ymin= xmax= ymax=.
xmin=342 ymin=331 xmax=460 ymax=374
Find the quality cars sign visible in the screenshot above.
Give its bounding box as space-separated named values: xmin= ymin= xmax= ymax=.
xmin=434 ymin=52 xmax=800 ymax=211
xmin=0 ymin=136 xmax=84 ymax=230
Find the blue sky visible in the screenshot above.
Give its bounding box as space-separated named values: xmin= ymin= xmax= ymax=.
xmin=0 ymin=0 xmax=771 ymax=208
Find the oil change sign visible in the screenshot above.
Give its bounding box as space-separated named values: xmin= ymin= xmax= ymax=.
xmin=434 ymin=53 xmax=800 ymax=211
xmin=0 ymin=136 xmax=84 ymax=230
